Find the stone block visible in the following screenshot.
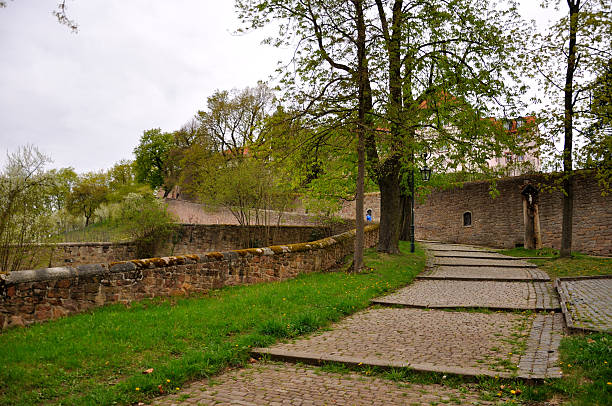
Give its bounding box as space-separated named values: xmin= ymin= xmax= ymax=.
xmin=8 ymin=315 xmax=24 ymax=327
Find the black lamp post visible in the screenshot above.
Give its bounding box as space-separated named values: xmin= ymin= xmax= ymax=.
xmin=410 ymin=149 xmax=432 ymax=253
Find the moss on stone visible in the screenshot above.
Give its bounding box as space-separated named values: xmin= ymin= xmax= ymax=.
xmin=205 ymin=252 xmax=225 ymax=260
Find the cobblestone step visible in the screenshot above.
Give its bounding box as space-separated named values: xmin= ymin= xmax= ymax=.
xmin=419 ymin=266 xmax=550 ymax=281
xmin=251 ymin=308 xmax=558 ymax=380
xmin=372 ymin=280 xmax=560 ymax=311
xmin=518 ymin=314 xmax=564 ymax=379
xmin=556 ymin=276 xmax=612 ymax=333
xmin=432 ymin=251 xmax=515 ymax=259
xmin=422 ymin=244 xmax=495 ymax=253
xmin=433 ymin=257 xmax=537 ymax=268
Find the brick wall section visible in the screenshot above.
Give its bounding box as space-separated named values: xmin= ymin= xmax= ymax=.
xmin=0 ymin=225 xmax=379 ymax=330
xmin=340 ymin=172 xmax=610 ymax=256
xmin=39 ymin=224 xmax=350 ymax=268
xmin=414 ymin=172 xmax=611 ymax=256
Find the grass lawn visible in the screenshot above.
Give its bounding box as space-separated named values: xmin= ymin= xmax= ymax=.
xmin=49 ymin=220 xmax=132 ymax=243
xmin=499 ymin=247 xmax=612 ymax=279
xmin=0 ymin=242 xmax=425 ymax=405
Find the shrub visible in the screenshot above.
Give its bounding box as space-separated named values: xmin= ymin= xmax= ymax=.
xmin=114 ymin=193 xmax=177 ymax=258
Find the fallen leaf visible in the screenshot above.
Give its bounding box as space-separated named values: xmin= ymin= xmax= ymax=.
xmin=143 ymin=368 xmax=154 ymax=374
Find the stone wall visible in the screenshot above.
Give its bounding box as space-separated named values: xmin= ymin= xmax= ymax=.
xmin=0 ymin=225 xmax=379 ymax=330
xmin=35 ymin=242 xmax=137 ymax=268
xmin=340 ymin=172 xmax=611 ymax=256
xmin=165 ymin=198 xmax=326 ymax=226
xmin=414 ymin=172 xmax=611 ymax=255
xmin=37 ymin=224 xmax=347 ymax=268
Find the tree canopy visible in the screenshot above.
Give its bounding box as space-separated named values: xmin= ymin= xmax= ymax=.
xmin=236 ymin=0 xmax=533 ymax=253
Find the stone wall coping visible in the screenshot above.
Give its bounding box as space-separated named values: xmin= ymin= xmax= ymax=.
xmin=3 ymin=224 xmax=379 ymax=285
xmin=41 ymin=241 xmax=132 ymax=247
xmin=178 ymin=223 xmax=339 ymax=229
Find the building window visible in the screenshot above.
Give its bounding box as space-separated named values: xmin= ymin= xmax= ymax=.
xmin=463 ymin=212 xmax=472 ymax=227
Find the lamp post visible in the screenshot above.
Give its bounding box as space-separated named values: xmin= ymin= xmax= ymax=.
xmin=410 ymin=149 xmax=431 ymax=253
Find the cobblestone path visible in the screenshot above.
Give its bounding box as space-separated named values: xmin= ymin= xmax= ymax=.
xmin=151 ymin=243 xmax=564 ymax=404
xmin=556 ymin=276 xmax=612 ymax=333
xmin=255 ymin=308 xmax=531 ymax=378
xmin=433 ymin=257 xmax=536 ymax=268
xmin=152 ymin=363 xmax=498 ymax=406
xmin=371 ymin=280 xmax=559 ymax=310
xmin=419 ymin=266 xmax=550 ymax=281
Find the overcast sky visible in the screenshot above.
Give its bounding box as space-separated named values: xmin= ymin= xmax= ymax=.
xmin=0 ymin=1 xmax=560 ymax=173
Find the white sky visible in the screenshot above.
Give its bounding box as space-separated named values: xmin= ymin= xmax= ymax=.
xmin=0 ymin=1 xmax=562 ymax=173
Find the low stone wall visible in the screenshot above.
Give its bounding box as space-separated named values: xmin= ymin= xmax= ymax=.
xmin=165 ymin=198 xmax=328 ymax=227
xmin=38 ymin=224 xmax=348 ymax=268
xmin=171 ymin=224 xmax=353 ymax=256
xmin=36 ymin=242 xmax=137 ymax=268
xmin=0 ymin=225 xmax=379 ymax=331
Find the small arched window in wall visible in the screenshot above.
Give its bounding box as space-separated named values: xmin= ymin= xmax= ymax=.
xmin=463 ymin=211 xmax=472 ymax=227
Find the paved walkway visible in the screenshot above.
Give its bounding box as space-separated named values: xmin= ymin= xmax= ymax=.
xmin=151 ymin=242 xmax=565 ymax=405
xmin=255 ymin=308 xmax=532 ymax=378
xmin=372 ymin=280 xmax=559 ymax=310
xmin=152 ymin=363 xmax=497 ymax=406
xmin=419 ymin=265 xmax=550 ymax=281
xmin=556 ymin=276 xmax=612 ymax=333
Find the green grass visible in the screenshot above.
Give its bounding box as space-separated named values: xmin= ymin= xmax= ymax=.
xmin=499 ymin=247 xmax=611 ymax=278
xmin=49 ymin=219 xmax=132 ymax=243
xmin=0 ymin=241 xmax=425 ymax=405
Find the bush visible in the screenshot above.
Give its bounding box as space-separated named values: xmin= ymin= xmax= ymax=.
xmin=0 ymin=146 xmax=56 ymax=273
xmin=114 ymin=193 xmax=177 ymax=258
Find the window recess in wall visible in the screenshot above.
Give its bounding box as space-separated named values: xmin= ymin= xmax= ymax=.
xmin=463 ymin=211 xmax=472 ymax=227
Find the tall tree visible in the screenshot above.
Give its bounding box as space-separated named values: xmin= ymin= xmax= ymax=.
xmin=66 ymin=172 xmax=108 ymax=226
xmin=237 ymin=0 xmax=375 ymax=269
xmin=196 ymin=83 xmax=275 ymax=158
xmin=133 ymin=128 xmax=175 ymax=197
xmin=534 ymin=0 xmax=611 ymax=257
xmin=238 ymin=0 xmax=531 ymax=254
xmin=370 ymin=0 xmax=530 ymax=253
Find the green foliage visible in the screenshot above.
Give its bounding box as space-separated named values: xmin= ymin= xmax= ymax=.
xmin=113 ymin=193 xmax=177 ymax=258
xmin=532 ymin=0 xmax=611 ymax=180
xmin=580 ymin=58 xmax=612 ymax=193
xmin=196 ymin=83 xmax=274 ymax=156
xmin=0 ymin=146 xmax=56 ymax=273
xmin=237 ymin=0 xmax=537 ymax=253
xmin=105 ymin=159 xmax=150 ymax=202
xmin=133 ymin=128 xmax=175 ymax=196
xmin=0 ymin=242 xmax=425 ymax=405
xmin=66 ymin=172 xmax=109 ymax=227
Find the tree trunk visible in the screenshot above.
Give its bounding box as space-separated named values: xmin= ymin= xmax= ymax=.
xmin=560 ymin=1 xmax=579 ymax=257
xmin=354 ymin=127 xmax=365 ymax=271
xmin=399 ymin=193 xmax=412 ymax=241
xmin=352 ymin=0 xmax=371 ymax=271
xmin=377 ymin=161 xmax=402 ymax=254
xmin=523 ymin=197 xmax=535 ymax=250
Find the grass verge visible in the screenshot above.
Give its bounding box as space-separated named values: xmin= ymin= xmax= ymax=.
xmin=0 ymin=241 xmax=424 ymax=405
xmin=499 ymin=247 xmax=611 ymax=278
